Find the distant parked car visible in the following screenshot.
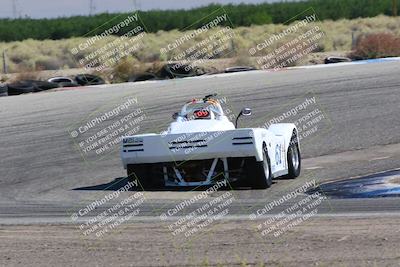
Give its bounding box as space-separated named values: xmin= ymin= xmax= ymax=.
xmin=224 ymin=66 xmax=256 ymax=73
xmin=324 ymin=56 xmax=351 ymax=64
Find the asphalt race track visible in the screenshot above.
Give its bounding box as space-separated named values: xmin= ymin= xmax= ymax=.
xmin=0 ymin=60 xmax=400 ymax=224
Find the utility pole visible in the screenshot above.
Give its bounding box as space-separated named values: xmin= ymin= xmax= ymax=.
xmin=393 ymin=0 xmax=398 ymax=16
xmin=2 ymin=50 xmax=8 ymax=74
xmin=12 ymin=0 xmax=17 ymax=18
xmin=132 ymin=0 xmax=141 ymax=11
xmin=89 ymin=0 xmax=96 ymax=16
xmin=351 ymin=31 xmax=356 ymax=50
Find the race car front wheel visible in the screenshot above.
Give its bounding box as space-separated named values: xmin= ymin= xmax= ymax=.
xmin=248 ymin=144 xmax=272 ymax=189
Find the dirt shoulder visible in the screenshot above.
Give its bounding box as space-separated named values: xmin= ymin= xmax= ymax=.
xmin=1 ymin=216 xmax=399 ymax=266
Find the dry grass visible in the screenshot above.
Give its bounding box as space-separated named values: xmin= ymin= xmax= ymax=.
xmin=349 ymin=32 xmax=400 ymax=59
xmin=0 ymin=15 xmax=400 ymax=73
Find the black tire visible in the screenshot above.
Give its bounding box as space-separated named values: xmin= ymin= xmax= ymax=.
xmin=286 ymin=132 xmax=301 ymax=179
xmin=248 ymin=144 xmax=273 ymax=189
xmin=127 ymin=164 xmax=152 ymax=190
xmin=159 ymin=63 xmax=198 ymax=79
xmin=57 ymin=81 xmax=79 ymax=87
xmin=7 ymin=80 xmax=58 ymax=95
xmin=75 ymin=74 xmax=105 ymax=86
xmin=48 ymin=77 xmax=75 ymax=84
xmin=0 ymin=84 xmax=8 ymax=97
xmin=27 ymin=80 xmax=59 ymax=92
xmin=128 ymin=73 xmax=158 ymax=82
xmin=7 ymin=82 xmax=35 ymax=95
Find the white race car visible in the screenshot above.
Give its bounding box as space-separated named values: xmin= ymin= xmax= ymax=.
xmin=121 ymin=94 xmax=301 ymax=189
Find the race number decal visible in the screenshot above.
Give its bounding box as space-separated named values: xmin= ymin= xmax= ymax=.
xmin=275 ymin=144 xmax=282 ymax=165
xmin=194 ymin=109 xmax=210 ymax=119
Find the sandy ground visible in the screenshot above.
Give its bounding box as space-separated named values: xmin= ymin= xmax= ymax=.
xmin=0 ymin=216 xmax=399 ymax=267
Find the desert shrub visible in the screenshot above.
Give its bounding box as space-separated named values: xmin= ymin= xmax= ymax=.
xmin=233 ymin=53 xmax=255 ymax=67
xmin=1 ymin=16 xmax=400 ymax=72
xmin=35 ymin=56 xmax=63 ymax=70
xmin=14 ymin=70 xmax=40 ymax=81
xmin=0 ymin=75 xmax=9 ymax=82
xmin=350 ymin=32 xmax=400 ymax=59
xmin=111 ymin=56 xmax=140 ymax=83
xmin=332 ymin=35 xmax=349 ymax=50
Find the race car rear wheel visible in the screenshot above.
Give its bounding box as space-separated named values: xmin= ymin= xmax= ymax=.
xmin=286 ymin=132 xmax=301 ymax=179
xmin=248 ymin=144 xmax=272 ymax=189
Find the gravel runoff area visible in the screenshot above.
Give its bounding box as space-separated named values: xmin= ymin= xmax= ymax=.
xmin=1 ymin=216 xmax=399 ymax=267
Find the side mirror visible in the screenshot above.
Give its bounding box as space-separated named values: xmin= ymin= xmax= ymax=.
xmin=241 ymin=108 xmax=252 ymax=116
xmin=172 ymin=112 xmax=179 ymax=120
xmin=235 ymin=108 xmax=252 ymax=128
